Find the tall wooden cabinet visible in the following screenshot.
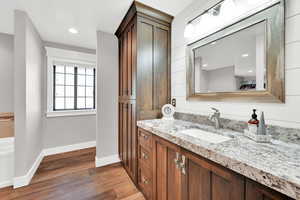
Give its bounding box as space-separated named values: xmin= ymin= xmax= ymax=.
xmin=116 ymin=1 xmax=173 ymax=183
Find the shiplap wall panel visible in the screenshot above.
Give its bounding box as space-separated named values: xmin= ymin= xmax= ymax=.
xmin=171 ymin=0 xmax=300 ymax=129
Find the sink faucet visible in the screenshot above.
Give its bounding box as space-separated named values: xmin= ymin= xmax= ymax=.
xmin=209 ymin=107 xmax=221 ymax=129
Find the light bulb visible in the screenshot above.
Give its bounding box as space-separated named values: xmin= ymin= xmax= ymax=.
xmin=184 ymin=23 xmax=195 ymax=38
xmin=220 ymin=0 xmax=237 ymax=20
xmin=68 ymin=28 xmax=79 ymax=34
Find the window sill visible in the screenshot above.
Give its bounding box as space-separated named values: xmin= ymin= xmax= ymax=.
xmin=46 ymin=110 xmax=96 ymax=118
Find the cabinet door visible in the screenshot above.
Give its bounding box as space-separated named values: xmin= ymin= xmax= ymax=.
xmin=119 ymin=20 xmax=136 ymax=100
xmin=119 ymin=35 xmax=126 ymax=98
xmin=137 ymin=17 xmax=170 ymax=120
xmin=118 ymin=102 xmax=123 ymax=161
xmin=152 ymin=136 xmax=184 ymax=200
xmin=246 ymin=180 xmax=293 ymax=200
xmin=122 ymin=34 xmax=128 ymax=98
xmin=119 ymin=100 xmax=137 ymax=181
xmin=183 ymin=150 xmax=245 ymax=200
xmin=126 ymin=100 xmax=137 ymax=181
xmin=121 ymin=102 xmax=128 ymax=167
xmin=126 ymin=22 xmax=137 ymax=99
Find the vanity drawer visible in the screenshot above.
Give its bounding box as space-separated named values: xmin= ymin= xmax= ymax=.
xmin=138 ymin=165 xmax=152 ymax=200
xmin=138 ymin=129 xmax=152 ymax=149
xmin=138 ymin=145 xmax=152 ymax=169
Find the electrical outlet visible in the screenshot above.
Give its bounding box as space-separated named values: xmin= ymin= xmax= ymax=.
xmin=171 ymin=98 xmax=176 ymax=107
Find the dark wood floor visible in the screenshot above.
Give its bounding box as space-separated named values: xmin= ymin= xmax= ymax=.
xmin=0 ymin=148 xmax=144 ymax=200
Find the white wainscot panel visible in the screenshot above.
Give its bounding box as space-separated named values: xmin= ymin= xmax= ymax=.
xmin=286 ymin=69 xmax=300 ymax=95
xmin=286 ymin=42 xmax=300 ymax=69
xmin=172 ymin=83 xmax=186 ymax=97
xmin=172 ymin=71 xmax=186 ymax=86
xmin=173 ymin=95 xmax=300 ymax=129
xmin=286 ymin=15 xmax=300 ymax=43
xmin=172 ymin=57 xmax=186 ymax=73
xmin=286 ymin=0 xmax=300 ymax=18
xmin=172 ymin=45 xmax=186 ymax=62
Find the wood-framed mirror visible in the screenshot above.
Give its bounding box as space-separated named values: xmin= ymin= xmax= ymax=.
xmin=186 ymin=0 xmax=285 ymax=103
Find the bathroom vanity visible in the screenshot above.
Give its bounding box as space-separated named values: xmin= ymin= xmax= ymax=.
xmin=137 ymin=119 xmax=299 ymax=200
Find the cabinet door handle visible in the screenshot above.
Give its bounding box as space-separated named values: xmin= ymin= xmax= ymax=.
xmin=174 ymin=152 xmax=181 ymax=169
xmin=142 ymin=177 xmax=149 ymax=185
xmin=142 ymin=152 xmax=148 ymax=160
xmin=179 ymin=155 xmax=186 ymax=175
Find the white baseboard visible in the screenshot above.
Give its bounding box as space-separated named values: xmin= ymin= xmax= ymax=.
xmin=43 ymin=140 xmax=96 ymax=156
xmin=0 ymin=180 xmax=13 ymax=188
xmin=13 ymin=150 xmax=44 ymax=188
xmin=13 ymin=141 xmax=96 ymax=188
xmin=95 ymin=154 xmax=120 ymax=168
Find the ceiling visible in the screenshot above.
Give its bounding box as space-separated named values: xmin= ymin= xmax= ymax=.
xmin=0 ymin=0 xmax=194 ymax=49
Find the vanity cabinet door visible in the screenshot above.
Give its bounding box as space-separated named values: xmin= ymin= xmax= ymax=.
xmin=152 ymin=136 xmax=184 ymax=200
xmin=245 ymin=180 xmax=293 ymax=200
xmin=183 ymin=154 xmax=211 ymax=200
xmin=183 ymin=150 xmax=245 ymax=200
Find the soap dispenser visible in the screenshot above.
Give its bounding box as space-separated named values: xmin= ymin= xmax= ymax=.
xmin=248 ymin=109 xmax=259 ymax=134
xmin=244 ymin=110 xmax=271 ymax=143
xmin=257 ymin=112 xmax=267 ymax=135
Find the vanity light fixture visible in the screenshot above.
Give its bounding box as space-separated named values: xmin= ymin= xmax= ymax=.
xmin=184 ymin=23 xmax=195 ymax=38
xmin=68 ymin=28 xmax=79 ymax=34
xmin=184 ymin=0 xmax=225 ymax=38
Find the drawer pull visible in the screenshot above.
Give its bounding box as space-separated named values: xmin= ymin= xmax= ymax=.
xmin=180 ymin=155 xmax=186 ymax=175
xmin=142 ymin=152 xmax=148 ymax=160
xmin=174 ymin=152 xmax=180 ymax=169
xmin=142 ymin=177 xmax=149 ymax=185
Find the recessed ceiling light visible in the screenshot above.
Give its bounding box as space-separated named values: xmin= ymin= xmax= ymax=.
xmin=242 ymin=54 xmax=249 ymax=58
xmin=68 ymin=28 xmax=79 ymax=34
xmin=202 ymin=64 xmax=208 ymax=67
xmin=211 ymin=41 xmax=217 ymax=45
xmin=248 ymin=70 xmax=253 ymax=73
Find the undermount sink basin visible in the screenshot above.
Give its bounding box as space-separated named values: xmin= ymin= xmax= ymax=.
xmin=180 ymin=129 xmax=232 ymax=144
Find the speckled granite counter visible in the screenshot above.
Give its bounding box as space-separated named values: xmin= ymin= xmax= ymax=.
xmin=137 ymin=119 xmax=300 ymax=199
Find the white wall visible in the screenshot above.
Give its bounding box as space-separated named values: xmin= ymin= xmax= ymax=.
xmin=0 ymin=33 xmax=14 ymax=113
xmin=43 ymin=116 xmax=96 ymax=148
xmin=14 ymin=10 xmax=44 ymax=177
xmin=42 ymin=43 xmax=96 ymax=149
xmin=96 ymin=31 xmax=119 ymax=161
xmin=206 ymin=66 xmax=236 ymax=92
xmin=172 ymin=0 xmax=300 ymax=129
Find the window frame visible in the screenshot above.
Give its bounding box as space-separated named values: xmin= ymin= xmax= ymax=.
xmin=53 ymin=63 xmax=96 ymax=111
xmin=46 ymin=47 xmax=97 ymax=117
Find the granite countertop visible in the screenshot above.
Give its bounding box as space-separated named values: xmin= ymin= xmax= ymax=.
xmin=137 ymin=119 xmax=300 ymax=199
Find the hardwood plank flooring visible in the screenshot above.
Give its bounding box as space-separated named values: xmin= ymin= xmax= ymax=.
xmin=0 ymin=148 xmax=145 ymax=200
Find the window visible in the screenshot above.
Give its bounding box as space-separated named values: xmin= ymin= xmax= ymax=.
xmin=53 ymin=62 xmax=96 ymax=111
xmin=46 ymin=47 xmax=97 ymax=117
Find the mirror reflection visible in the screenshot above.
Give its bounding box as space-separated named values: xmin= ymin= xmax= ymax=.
xmin=194 ymin=21 xmax=267 ymax=93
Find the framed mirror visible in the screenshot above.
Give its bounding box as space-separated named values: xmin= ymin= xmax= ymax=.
xmin=186 ymin=0 xmax=285 ymax=103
